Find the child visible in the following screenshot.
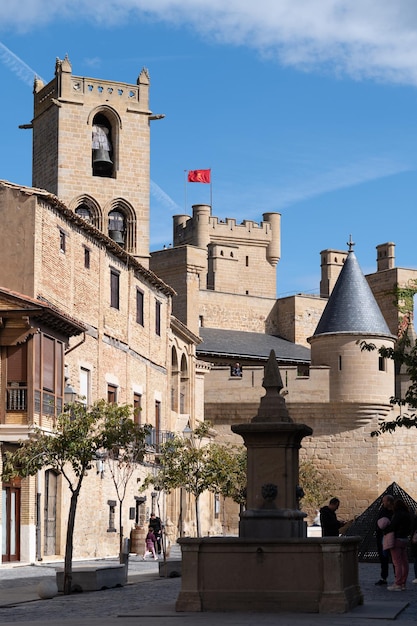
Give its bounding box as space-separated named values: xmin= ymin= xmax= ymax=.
xmin=142 ymin=526 xmax=158 ymax=560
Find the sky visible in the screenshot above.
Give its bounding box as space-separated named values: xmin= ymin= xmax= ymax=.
xmin=1 ymin=1 xmax=417 ymax=297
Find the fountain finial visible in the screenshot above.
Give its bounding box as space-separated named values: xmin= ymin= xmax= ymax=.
xmin=252 ymin=350 xmax=293 ymax=423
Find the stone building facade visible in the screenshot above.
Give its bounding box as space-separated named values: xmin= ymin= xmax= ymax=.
xmin=0 ymin=57 xmax=209 ymax=564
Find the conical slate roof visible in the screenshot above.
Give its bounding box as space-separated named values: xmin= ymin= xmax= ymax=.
xmin=313 ymin=250 xmax=392 ymax=337
xmin=343 ymin=482 xmax=417 ymax=562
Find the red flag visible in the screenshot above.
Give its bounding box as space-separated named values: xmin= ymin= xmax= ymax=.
xmin=188 ymin=169 xmax=211 ymax=183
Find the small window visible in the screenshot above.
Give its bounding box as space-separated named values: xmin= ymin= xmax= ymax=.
xmin=338 ymin=355 xmax=342 ymax=371
xmin=245 ymin=256 xmax=249 ymax=267
xmin=297 ymin=365 xmax=310 ymax=377
xmin=133 ymin=393 xmax=142 ymax=425
xmin=59 ymin=230 xmax=66 ymax=253
xmin=379 ymin=356 xmax=386 ymax=372
xmin=79 ymin=367 xmax=90 ymax=405
xmin=107 ymin=384 xmax=117 ymax=404
xmin=155 ymin=300 xmax=161 ymax=336
xmin=84 ymin=247 xmax=90 ymax=269
xmin=199 ymin=315 xmax=204 ymax=327
xmin=231 ymin=363 xmax=242 ymax=377
xmin=136 ymin=289 xmax=144 ymax=326
xmin=110 ymin=268 xmax=120 ymax=309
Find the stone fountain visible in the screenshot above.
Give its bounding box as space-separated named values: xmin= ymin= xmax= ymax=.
xmin=176 ymin=350 xmax=363 ymax=614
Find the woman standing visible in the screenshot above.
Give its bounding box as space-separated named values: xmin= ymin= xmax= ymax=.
xmin=384 ymin=498 xmax=412 ymax=591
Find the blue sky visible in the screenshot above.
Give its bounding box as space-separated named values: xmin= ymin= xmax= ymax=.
xmin=1 ymin=1 xmax=417 ymax=297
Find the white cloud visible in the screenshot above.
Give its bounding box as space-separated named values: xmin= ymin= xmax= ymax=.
xmin=3 ymin=1 xmax=417 ymax=84
xmin=0 ymin=41 xmax=44 ymax=86
xmin=275 ymin=157 xmax=414 ymax=209
xmin=150 ymin=180 xmax=181 ymax=213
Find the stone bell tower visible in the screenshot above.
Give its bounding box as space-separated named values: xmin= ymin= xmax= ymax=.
xmin=30 ymin=55 xmax=161 ymax=266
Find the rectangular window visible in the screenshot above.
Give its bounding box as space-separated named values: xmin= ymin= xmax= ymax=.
xmin=107 ymin=384 xmax=117 ymax=404
xmin=136 ymin=289 xmax=144 ymax=326
xmin=110 ymin=268 xmax=120 ymax=309
xmin=33 ymin=333 xmax=64 ymax=417
xmin=84 ymin=247 xmax=90 ymax=269
xmin=155 ymin=400 xmax=161 ymax=450
xmin=133 ymin=393 xmax=142 ymax=425
xmin=338 ymin=355 xmax=342 ymax=371
xmin=79 ymin=367 xmax=90 ymax=405
xmin=155 ymin=300 xmax=161 ymax=336
xmin=379 ymin=356 xmax=386 ymax=372
xmin=59 ymin=231 xmax=66 ymax=253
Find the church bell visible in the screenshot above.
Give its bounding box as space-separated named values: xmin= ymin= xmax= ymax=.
xmin=92 ymin=148 xmax=113 ymax=173
xmin=109 ymin=230 xmax=125 ymax=245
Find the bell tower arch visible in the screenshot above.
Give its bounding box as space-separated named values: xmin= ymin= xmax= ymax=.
xmin=31 ymin=55 xmax=159 ymax=266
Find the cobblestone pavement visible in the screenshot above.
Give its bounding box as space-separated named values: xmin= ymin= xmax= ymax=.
xmin=0 ymin=554 xmax=416 ymax=626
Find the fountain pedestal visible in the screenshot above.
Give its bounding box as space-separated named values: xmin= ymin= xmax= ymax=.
xmin=176 ymin=350 xmax=363 ymax=614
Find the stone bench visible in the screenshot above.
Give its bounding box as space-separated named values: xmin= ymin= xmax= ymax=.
xmin=56 ymin=564 xmax=126 ymax=592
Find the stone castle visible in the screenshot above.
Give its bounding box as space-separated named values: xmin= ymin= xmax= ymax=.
xmin=1 ymin=56 xmax=416 ymax=562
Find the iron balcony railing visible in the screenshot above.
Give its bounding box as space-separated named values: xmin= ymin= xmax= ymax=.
xmin=145 ymin=428 xmax=175 ymax=453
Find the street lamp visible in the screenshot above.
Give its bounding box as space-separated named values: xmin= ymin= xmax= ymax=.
xmin=64 ymin=382 xmax=78 ymax=406
xmin=182 ymin=423 xmax=192 ymax=440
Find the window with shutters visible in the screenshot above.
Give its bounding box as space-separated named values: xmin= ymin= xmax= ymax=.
xmin=33 ymin=333 xmax=64 ymax=418
xmin=107 ymin=384 xmax=117 ymax=404
xmin=6 ymin=343 xmax=28 ymax=411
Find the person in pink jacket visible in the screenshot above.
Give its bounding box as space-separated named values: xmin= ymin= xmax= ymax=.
xmin=142 ymin=526 xmax=158 ymax=560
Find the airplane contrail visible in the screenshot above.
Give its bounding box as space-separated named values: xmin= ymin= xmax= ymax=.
xmin=0 ymin=41 xmax=44 ymax=87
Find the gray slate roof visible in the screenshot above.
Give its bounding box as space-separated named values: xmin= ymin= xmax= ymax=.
xmin=197 ymin=328 xmax=311 ymax=363
xmin=313 ymin=250 xmax=393 ymax=337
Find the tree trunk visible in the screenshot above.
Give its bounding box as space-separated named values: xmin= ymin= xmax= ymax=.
xmin=195 ymin=494 xmax=201 ymax=537
xmin=63 ymin=489 xmax=80 ymax=595
xmin=119 ymin=500 xmax=123 ymax=560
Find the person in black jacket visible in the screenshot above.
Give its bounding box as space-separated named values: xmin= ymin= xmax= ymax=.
xmin=410 ymin=510 xmax=417 ymax=585
xmin=375 ymin=494 xmax=394 ymax=585
xmin=320 ymin=498 xmax=346 ymax=537
xmin=384 ymin=498 xmax=412 ymax=591
xmin=149 ymin=513 xmax=163 ymax=555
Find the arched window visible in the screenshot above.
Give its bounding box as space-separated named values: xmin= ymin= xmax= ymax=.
xmin=92 ymin=113 xmax=113 ymax=178
xmin=171 ymin=347 xmax=179 ymax=411
xmin=75 ymin=204 xmax=91 ymax=223
xmin=180 ymin=354 xmax=189 ymax=414
xmin=108 ymin=210 xmax=125 ymax=246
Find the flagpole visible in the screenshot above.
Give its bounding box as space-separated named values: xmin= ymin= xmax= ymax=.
xmin=184 ymin=169 xmax=187 ymax=213
xmin=210 ymin=168 xmax=212 ymax=209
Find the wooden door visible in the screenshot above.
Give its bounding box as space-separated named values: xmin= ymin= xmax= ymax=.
xmin=2 ymin=484 xmax=20 ymax=562
xmin=44 ymin=470 xmax=57 ymax=555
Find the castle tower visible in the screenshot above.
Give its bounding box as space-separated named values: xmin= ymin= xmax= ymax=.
xmin=309 ymin=244 xmax=396 ymax=404
xmin=151 ymin=205 xmax=280 ymax=334
xmin=376 ymin=242 xmax=395 ymax=271
xmin=319 ymin=249 xmax=348 ymax=298
xmin=30 ymin=55 xmax=159 ymax=265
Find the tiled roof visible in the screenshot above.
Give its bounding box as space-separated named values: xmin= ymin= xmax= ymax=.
xmin=197 ymin=328 xmax=310 ymax=363
xmin=313 ymin=250 xmax=393 ymax=337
